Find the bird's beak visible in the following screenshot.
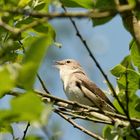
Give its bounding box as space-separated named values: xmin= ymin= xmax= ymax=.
xmin=55 ymin=61 xmax=62 ymax=65
xmin=54 ymin=61 xmax=63 ymax=69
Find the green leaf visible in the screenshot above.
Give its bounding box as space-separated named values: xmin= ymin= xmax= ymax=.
xmin=0 ymin=124 xmax=13 ymax=134
xmin=92 ymin=0 xmax=116 ymax=27
xmin=0 ymin=92 xmax=52 ymax=125
xmin=111 ymin=64 xmax=126 ymax=77
xmin=129 ymin=94 xmax=140 ymax=118
xmin=92 ymin=0 xmax=117 ymax=26
xmin=125 ymin=135 xmax=138 ymax=140
xmin=130 ymin=40 xmax=140 ymax=70
xmin=34 ymin=2 xmax=46 ymax=10
xmin=111 ymin=58 xmax=140 ymax=93
xmin=1 ymin=0 xmax=19 ymax=7
xmin=113 ymin=71 xmax=140 ymax=91
xmin=33 ymin=23 xmax=55 ymax=36
xmin=61 ymin=0 xmax=94 ymax=9
xmin=128 ymin=0 xmax=136 ymax=8
xmin=113 ymin=98 xmax=124 ymax=114
xmin=18 ymin=0 xmax=31 ymax=7
xmin=0 ymin=38 xmax=21 ymax=64
xmin=10 ymin=92 xmax=48 ymax=122
xmin=34 ymin=0 xmax=50 ymax=12
xmin=113 ymin=90 xmax=140 ymax=117
xmin=103 ymin=123 xmax=134 ymax=139
xmin=117 ymin=69 xmax=140 ymax=92
xmin=0 ymin=64 xmax=17 ymax=97
xmin=94 ymin=0 xmax=115 ymax=10
xmin=93 ymin=16 xmax=114 ymax=26
xmin=25 ymin=135 xmax=43 ymax=140
xmin=18 ymin=35 xmax=52 ymax=89
xmin=103 ymin=126 xmax=116 ymax=140
xmin=15 ymin=17 xmax=34 ymax=28
xmin=22 ymin=23 xmax=55 ymax=48
xmin=135 ymin=100 xmax=140 ymax=112
xmin=120 ymin=55 xmax=134 ymax=69
xmin=0 ymin=109 xmax=19 ymax=125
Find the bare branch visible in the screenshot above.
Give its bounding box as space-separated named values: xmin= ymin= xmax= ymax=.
xmin=125 ymin=67 xmax=129 ymax=115
xmin=6 ymin=90 xmax=140 ymax=125
xmin=55 ymin=108 xmax=113 ymax=125
xmin=0 ymin=18 xmax=47 ymax=35
xmin=56 ymin=111 xmax=104 ymax=140
xmin=0 ymin=2 xmax=136 ymax=20
xmin=22 ymin=122 xmax=30 ymax=140
xmin=37 ymin=74 xmax=50 ymax=94
xmin=114 ymin=0 xmax=136 ymax=12
xmin=0 ymin=19 xmax=19 ymax=34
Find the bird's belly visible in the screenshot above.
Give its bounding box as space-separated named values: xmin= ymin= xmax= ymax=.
xmin=65 ymin=85 xmax=93 ymax=106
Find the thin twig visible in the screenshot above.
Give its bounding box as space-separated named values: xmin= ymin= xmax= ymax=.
xmin=125 ymin=67 xmax=129 ymax=116
xmin=0 ymin=3 xmax=135 ymax=20
xmin=6 ymin=90 xmax=140 ymax=125
xmin=55 ymin=108 xmax=113 ymax=125
xmin=37 ymin=74 xmax=50 ymax=94
xmin=56 ymin=111 xmax=104 ymax=140
xmin=0 ymin=18 xmax=47 ymax=35
xmin=0 ymin=19 xmax=20 ymax=34
xmin=22 ymin=122 xmax=30 ymax=140
xmin=18 ymin=40 xmax=26 ymax=53
xmin=18 ymin=18 xmax=47 ymax=34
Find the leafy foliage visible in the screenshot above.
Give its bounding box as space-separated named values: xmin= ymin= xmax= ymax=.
xmin=61 ymin=0 xmax=94 ymax=9
xmin=0 ymin=0 xmax=140 ymax=140
xmin=18 ymin=36 xmax=52 ymax=89
xmin=0 ymin=0 xmax=54 ymax=138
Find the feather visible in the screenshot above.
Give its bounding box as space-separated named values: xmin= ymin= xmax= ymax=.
xmin=73 ymin=72 xmax=117 ymax=112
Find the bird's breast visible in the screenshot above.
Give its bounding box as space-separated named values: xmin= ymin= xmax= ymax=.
xmin=64 ymin=80 xmax=94 ymax=106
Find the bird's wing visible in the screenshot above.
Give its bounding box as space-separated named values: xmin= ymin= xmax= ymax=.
xmin=74 ymin=73 xmax=116 ymax=112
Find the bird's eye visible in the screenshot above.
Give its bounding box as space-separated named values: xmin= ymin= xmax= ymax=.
xmin=66 ymin=60 xmax=71 ymax=63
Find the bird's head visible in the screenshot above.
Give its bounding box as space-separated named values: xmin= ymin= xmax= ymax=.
xmin=55 ymin=59 xmax=82 ymax=70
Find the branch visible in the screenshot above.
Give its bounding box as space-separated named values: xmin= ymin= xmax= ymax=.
xmin=125 ymin=67 xmax=129 ymax=115
xmin=22 ymin=122 xmax=30 ymax=140
xmin=0 ymin=19 xmax=20 ymax=34
xmin=7 ymin=90 xmax=140 ymax=125
xmin=0 ymin=3 xmax=135 ymax=20
xmin=37 ymin=74 xmax=50 ymax=94
xmin=55 ymin=108 xmax=112 ymax=125
xmin=114 ymin=0 xmax=136 ymax=12
xmin=56 ymin=111 xmax=104 ymax=140
xmin=0 ymin=18 xmax=47 ymax=35
xmin=1 ymin=8 xmax=114 ymax=19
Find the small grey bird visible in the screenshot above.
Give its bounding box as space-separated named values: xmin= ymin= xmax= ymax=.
xmin=55 ymin=59 xmax=116 ymax=112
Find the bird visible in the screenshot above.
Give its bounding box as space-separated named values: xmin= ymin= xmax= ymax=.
xmin=55 ymin=59 xmax=117 ymax=112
